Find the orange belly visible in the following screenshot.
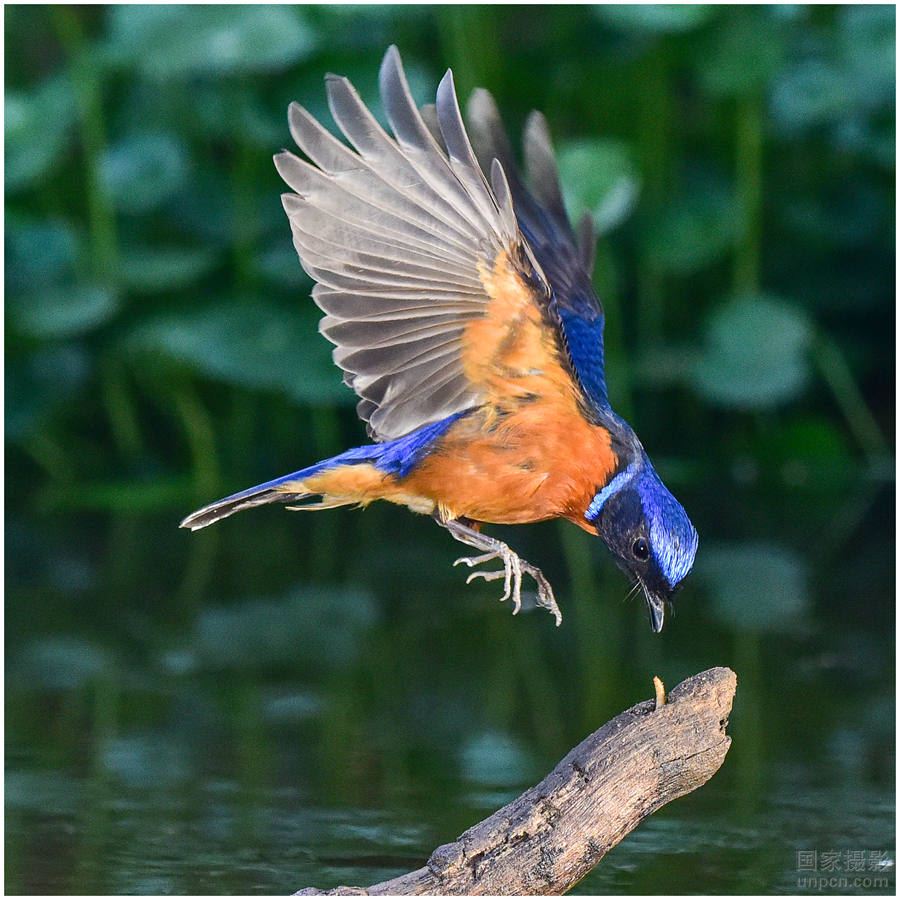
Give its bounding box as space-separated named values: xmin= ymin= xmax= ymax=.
xmin=401 ymin=402 xmax=618 ymax=525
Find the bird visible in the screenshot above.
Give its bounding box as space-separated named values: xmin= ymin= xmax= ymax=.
xmin=180 ymin=46 xmax=698 ymax=632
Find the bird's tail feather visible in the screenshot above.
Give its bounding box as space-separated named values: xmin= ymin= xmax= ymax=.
xmin=179 ymin=446 xmax=382 ymax=532
xmin=179 ymin=485 xmax=309 ymax=531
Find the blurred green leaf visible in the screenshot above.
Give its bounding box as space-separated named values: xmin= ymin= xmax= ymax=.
xmin=699 ymin=542 xmax=809 ymax=633
xmin=698 ymin=9 xmax=786 ymax=97
xmin=5 ymin=75 xmax=76 ymax=192
xmin=557 ymin=139 xmax=640 ymax=236
xmin=750 ymin=417 xmax=853 ymax=486
xmin=168 ymin=174 xmax=237 ymax=245
xmin=256 ymin=241 xmax=311 ymax=289
xmin=118 ymin=245 xmax=218 ymax=292
xmin=646 ymin=185 xmax=743 ymax=274
xmin=770 ymin=60 xmax=848 ymax=133
xmin=6 ymin=346 xmax=91 ymax=442
xmin=309 ymin=5 xmax=430 ymax=52
xmin=837 ymin=5 xmax=895 ymax=110
xmin=106 ymin=5 xmax=317 ymax=79
xmin=9 ymin=285 xmax=119 ymax=340
xmin=205 ymin=91 xmax=283 ymax=146
xmin=691 ymin=295 xmax=813 ymax=409
xmin=634 ymin=344 xmax=699 ymax=388
xmin=6 ymin=218 xmax=81 ymax=293
xmin=100 ymin=133 xmax=190 ymax=215
xmin=594 ymin=4 xmax=716 ymax=34
xmin=831 ymin=116 xmax=894 ymax=169
xmin=127 ymin=300 xmax=351 ymax=405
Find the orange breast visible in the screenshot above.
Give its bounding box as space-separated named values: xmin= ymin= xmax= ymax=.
xmin=402 ymin=401 xmax=617 ymax=526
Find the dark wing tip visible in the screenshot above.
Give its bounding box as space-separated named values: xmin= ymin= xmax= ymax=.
xmin=523 ymin=109 xmax=568 ymax=224
xmin=577 ymin=211 xmax=597 ymax=274
xmin=467 ymin=86 xmax=498 ymax=117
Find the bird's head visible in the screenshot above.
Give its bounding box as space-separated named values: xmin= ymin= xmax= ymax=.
xmin=586 ymin=455 xmax=698 ymax=632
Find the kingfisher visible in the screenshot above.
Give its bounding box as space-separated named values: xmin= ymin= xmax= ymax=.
xmin=181 ymin=46 xmax=698 ymax=631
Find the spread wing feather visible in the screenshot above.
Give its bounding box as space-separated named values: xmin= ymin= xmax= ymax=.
xmin=277 ymin=46 xmax=537 ymax=441
xmin=277 ymin=45 xmax=604 ymax=442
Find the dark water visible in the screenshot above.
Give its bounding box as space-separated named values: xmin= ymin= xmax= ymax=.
xmin=5 ymin=477 xmax=895 ymax=894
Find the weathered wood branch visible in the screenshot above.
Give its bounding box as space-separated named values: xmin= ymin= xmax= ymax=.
xmin=297 ymin=666 xmax=736 ymax=896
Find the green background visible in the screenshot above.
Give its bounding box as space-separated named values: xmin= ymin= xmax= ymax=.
xmin=6 ymin=4 xmax=895 ymax=894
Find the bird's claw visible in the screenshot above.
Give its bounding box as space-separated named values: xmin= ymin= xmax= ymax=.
xmin=455 ymin=548 xmax=517 ymax=608
xmin=522 ymin=562 xmax=562 ymax=626
xmin=453 ymin=547 xmax=559 ymax=623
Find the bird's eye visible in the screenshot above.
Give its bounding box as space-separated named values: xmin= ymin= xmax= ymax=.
xmin=632 ymin=537 xmax=649 ymax=561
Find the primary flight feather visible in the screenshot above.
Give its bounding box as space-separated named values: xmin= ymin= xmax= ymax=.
xmin=181 ymin=46 xmax=699 ymax=631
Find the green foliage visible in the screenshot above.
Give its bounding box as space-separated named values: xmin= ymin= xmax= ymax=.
xmin=646 ymin=183 xmax=744 ymax=274
xmin=99 ymin=132 xmax=190 ymax=214
xmin=697 ymin=7 xmax=787 ymax=98
xmin=105 ymin=5 xmax=317 ymax=79
xmin=128 ymin=300 xmax=349 ymax=405
xmin=7 ymin=345 xmax=91 ymax=441
xmin=6 ymin=217 xmax=81 ymax=291
xmin=594 ymin=4 xmax=716 ymax=35
xmin=118 ymin=245 xmax=218 ymax=293
xmin=5 ymin=75 xmax=76 ymax=192
xmin=699 ymin=541 xmax=809 ymax=633
xmin=557 ymin=138 xmax=640 ymax=235
xmin=9 ymin=284 xmax=119 ymax=339
xmin=692 ymin=295 xmax=813 ymax=409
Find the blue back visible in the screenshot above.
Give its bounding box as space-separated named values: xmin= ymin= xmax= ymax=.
xmin=514 ymin=189 xmax=610 ymax=421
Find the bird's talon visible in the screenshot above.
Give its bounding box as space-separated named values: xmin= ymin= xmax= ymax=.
xmin=445 ymin=519 xmax=562 ymax=623
xmin=454 ymin=551 xmax=499 ymax=569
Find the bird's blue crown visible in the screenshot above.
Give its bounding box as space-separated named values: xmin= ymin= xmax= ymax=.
xmin=586 ymin=453 xmax=698 ymax=588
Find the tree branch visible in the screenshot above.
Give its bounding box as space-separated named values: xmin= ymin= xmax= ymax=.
xmin=297 ymin=666 xmax=736 ymax=896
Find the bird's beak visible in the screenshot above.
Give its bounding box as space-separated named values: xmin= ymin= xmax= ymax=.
xmin=645 ymin=592 xmax=666 ymax=633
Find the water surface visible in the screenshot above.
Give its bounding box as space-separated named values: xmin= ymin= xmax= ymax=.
xmin=6 ymin=480 xmax=895 ymax=894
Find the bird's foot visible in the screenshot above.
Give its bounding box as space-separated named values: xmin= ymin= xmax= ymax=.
xmin=452 ymin=544 xmax=562 ymax=625
xmin=520 ymin=559 xmax=561 ymax=626
xmin=442 ymin=516 xmax=563 ymax=624
xmin=454 ymin=548 xmax=520 ymax=611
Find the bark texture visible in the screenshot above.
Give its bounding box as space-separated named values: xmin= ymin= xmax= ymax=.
xmin=297 ymin=666 xmax=736 ymax=896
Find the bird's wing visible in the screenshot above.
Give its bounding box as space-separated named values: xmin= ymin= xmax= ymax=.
xmin=277 ymin=46 xmax=604 ymax=442
xmin=466 ymin=90 xmax=610 ymax=413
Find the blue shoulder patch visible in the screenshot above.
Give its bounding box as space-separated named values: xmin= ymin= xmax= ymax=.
xmin=373 ymin=410 xmax=469 ymax=478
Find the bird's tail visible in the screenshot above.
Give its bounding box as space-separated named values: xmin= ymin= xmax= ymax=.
xmin=179 ymin=445 xmax=384 ymax=532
